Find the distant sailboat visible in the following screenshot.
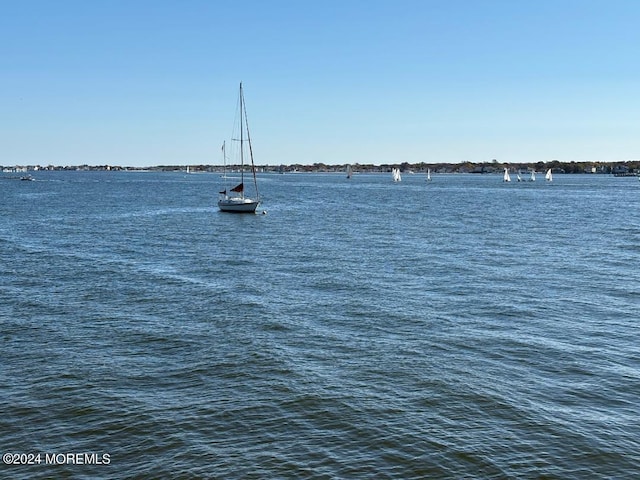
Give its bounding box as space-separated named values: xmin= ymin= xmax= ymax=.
xmin=545 ymin=168 xmax=553 ymax=182
xmin=503 ymin=168 xmax=511 ymax=182
xmin=392 ymin=168 xmax=402 ymax=182
xmin=426 ymin=168 xmax=432 ymax=182
xmin=529 ymin=170 xmax=536 ymax=182
xmin=218 ymin=83 xmax=261 ymax=213
xmin=346 ymin=165 xmax=352 ymax=179
xmin=517 ymin=172 xmax=522 ymax=182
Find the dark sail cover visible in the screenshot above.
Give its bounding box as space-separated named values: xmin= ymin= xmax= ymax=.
xmin=231 ymin=183 xmax=244 ymax=193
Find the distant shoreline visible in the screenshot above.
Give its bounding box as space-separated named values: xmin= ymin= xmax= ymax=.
xmin=2 ymin=160 xmax=638 ymax=175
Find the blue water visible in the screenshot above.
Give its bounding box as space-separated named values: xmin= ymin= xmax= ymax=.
xmin=1 ymin=171 xmax=639 ymax=479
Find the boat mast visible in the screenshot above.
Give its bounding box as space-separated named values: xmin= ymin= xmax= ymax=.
xmin=241 ymin=83 xmax=260 ymax=199
xmin=239 ymin=83 xmax=245 ymax=198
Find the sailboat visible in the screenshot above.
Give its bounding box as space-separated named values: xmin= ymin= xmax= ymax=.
xmin=503 ymin=168 xmax=511 ymax=182
xmin=346 ymin=165 xmax=352 ymax=179
xmin=426 ymin=168 xmax=432 ymax=182
xmin=545 ymin=168 xmax=553 ymax=182
xmin=218 ymin=83 xmax=261 ymax=213
xmin=529 ymin=170 xmax=536 ymax=182
xmin=392 ymin=168 xmax=402 ymax=182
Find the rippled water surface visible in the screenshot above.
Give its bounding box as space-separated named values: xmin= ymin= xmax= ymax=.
xmin=1 ymin=171 xmax=639 ymax=479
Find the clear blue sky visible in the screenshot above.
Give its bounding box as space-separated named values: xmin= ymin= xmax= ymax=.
xmin=2 ymin=0 xmax=639 ymax=167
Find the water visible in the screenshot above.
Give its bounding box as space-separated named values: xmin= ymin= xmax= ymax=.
xmin=1 ymin=171 xmax=639 ymax=479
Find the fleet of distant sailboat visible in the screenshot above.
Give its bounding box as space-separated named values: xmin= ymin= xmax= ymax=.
xmin=501 ymin=168 xmax=552 ymax=183
xmin=386 ymin=166 xmax=552 ymax=186
xmin=357 ymin=166 xmax=559 ymax=183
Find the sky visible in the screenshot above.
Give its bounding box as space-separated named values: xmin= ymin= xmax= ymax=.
xmin=2 ymin=0 xmax=640 ymax=167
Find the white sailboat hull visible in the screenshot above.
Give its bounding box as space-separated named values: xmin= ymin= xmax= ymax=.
xmin=218 ymin=197 xmax=260 ymax=213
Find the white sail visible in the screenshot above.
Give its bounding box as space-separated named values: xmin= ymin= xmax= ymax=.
xmin=427 ymin=168 xmax=432 ymax=181
xmin=392 ymin=168 xmax=402 ymax=182
xmin=545 ymin=168 xmax=553 ymax=182
xmin=503 ymin=168 xmax=511 ymax=182
xmin=530 ymin=170 xmax=536 ymax=181
xmin=346 ymin=165 xmax=352 ymax=179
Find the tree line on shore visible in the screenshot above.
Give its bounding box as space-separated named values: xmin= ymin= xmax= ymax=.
xmin=3 ymin=159 xmax=639 ymax=174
